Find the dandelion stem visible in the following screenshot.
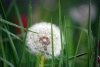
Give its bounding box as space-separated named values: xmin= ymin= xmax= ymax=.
xmin=41 ymin=56 xmax=45 ymax=67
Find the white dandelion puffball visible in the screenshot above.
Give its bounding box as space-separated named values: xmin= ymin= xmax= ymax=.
xmin=26 ymin=22 xmax=62 ymax=59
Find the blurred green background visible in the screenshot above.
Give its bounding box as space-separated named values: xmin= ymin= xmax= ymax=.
xmin=0 ymin=0 xmax=100 ymax=67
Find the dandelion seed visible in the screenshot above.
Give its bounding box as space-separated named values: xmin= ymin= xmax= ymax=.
xmin=26 ymin=22 xmax=62 ymax=59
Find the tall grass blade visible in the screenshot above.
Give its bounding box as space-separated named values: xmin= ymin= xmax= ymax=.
xmin=2 ymin=34 xmax=23 ymax=42
xmin=58 ymin=0 xmax=63 ymax=67
xmin=7 ymin=32 xmax=19 ymax=63
xmin=88 ymin=0 xmax=92 ymax=67
xmin=0 ymin=57 xmax=14 ymax=67
xmin=27 ymin=1 xmax=33 ymax=66
xmin=69 ymin=53 xmax=87 ymax=60
xmin=94 ymin=1 xmax=100 ymax=66
xmin=0 ymin=36 xmax=7 ymax=67
xmin=72 ymin=30 xmax=83 ymax=67
xmin=51 ymin=18 xmax=55 ymax=67
xmin=13 ymin=0 xmax=25 ymax=38
xmin=6 ymin=1 xmax=14 ymax=17
xmin=0 ymin=27 xmax=22 ymax=41
xmin=64 ymin=16 xmax=69 ymax=67
xmin=0 ymin=18 xmax=37 ymax=33
xmin=0 ymin=0 xmax=7 ymax=19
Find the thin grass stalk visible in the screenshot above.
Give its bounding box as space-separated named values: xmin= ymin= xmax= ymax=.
xmin=0 ymin=36 xmax=7 ymax=67
xmin=35 ymin=54 xmax=41 ymax=67
xmin=18 ymin=20 xmax=28 ymax=66
xmin=61 ymin=53 xmax=87 ymax=63
xmin=6 ymin=31 xmax=19 ymax=62
xmin=94 ymin=7 xmax=100 ymax=67
xmin=0 ymin=27 xmax=22 ymax=41
xmin=6 ymin=1 xmax=14 ymax=17
xmin=93 ymin=0 xmax=100 ymax=67
xmin=51 ymin=18 xmax=55 ymax=67
xmin=0 ymin=2 xmax=7 ymax=66
xmin=13 ymin=0 xmax=25 ymax=38
xmin=27 ymin=1 xmax=32 ymax=66
xmin=31 ymin=55 xmax=35 ymax=66
xmin=72 ymin=30 xmax=83 ymax=67
xmin=88 ymin=0 xmax=92 ymax=67
xmin=0 ymin=18 xmax=37 ymax=33
xmin=28 ymin=0 xmax=33 ymax=26
xmin=58 ymin=0 xmax=63 ymax=67
xmin=26 ymin=52 xmax=30 ymax=67
xmin=0 ymin=57 xmax=14 ymax=67
xmin=0 ymin=0 xmax=7 ymax=19
xmin=69 ymin=53 xmax=87 ymax=60
xmin=2 ymin=34 xmax=22 ymax=42
xmin=64 ymin=16 xmax=69 ymax=67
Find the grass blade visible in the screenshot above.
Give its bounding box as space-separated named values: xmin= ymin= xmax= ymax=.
xmin=2 ymin=34 xmax=22 ymax=42
xmin=0 ymin=0 xmax=7 ymax=19
xmin=0 ymin=27 xmax=22 ymax=41
xmin=0 ymin=18 xmax=37 ymax=33
xmin=88 ymin=0 xmax=93 ymax=67
xmin=69 ymin=53 xmax=87 ymax=60
xmin=7 ymin=31 xmax=19 ymax=63
xmin=58 ymin=0 xmax=63 ymax=67
xmin=26 ymin=1 xmax=33 ymax=66
xmin=6 ymin=1 xmax=14 ymax=17
xmin=51 ymin=18 xmax=55 ymax=67
xmin=0 ymin=36 xmax=7 ymax=67
xmin=13 ymin=0 xmax=25 ymax=38
xmin=94 ymin=1 xmax=100 ymax=66
xmin=64 ymin=16 xmax=69 ymax=67
xmin=72 ymin=30 xmax=83 ymax=67
xmin=0 ymin=57 xmax=14 ymax=67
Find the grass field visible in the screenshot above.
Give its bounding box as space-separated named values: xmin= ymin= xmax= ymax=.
xmin=0 ymin=0 xmax=100 ymax=67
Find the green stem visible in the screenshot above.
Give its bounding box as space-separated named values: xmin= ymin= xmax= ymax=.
xmin=40 ymin=56 xmax=45 ymax=67
xmin=13 ymin=0 xmax=25 ymax=38
xmin=0 ymin=36 xmax=7 ymax=67
xmin=94 ymin=5 xmax=100 ymax=67
xmin=88 ymin=0 xmax=92 ymax=67
xmin=64 ymin=16 xmax=69 ymax=67
xmin=58 ymin=0 xmax=63 ymax=66
xmin=51 ymin=18 xmax=55 ymax=67
xmin=72 ymin=28 xmax=83 ymax=67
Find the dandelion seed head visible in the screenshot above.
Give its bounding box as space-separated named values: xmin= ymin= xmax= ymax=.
xmin=26 ymin=22 xmax=62 ymax=59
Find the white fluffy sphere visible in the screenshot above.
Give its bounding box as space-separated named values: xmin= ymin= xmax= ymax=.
xmin=26 ymin=22 xmax=62 ymax=59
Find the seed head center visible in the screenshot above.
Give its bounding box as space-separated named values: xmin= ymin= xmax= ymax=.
xmin=39 ymin=36 xmax=50 ymax=46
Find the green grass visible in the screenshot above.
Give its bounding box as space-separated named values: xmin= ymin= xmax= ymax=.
xmin=0 ymin=0 xmax=99 ymax=67
xmin=88 ymin=0 xmax=93 ymax=67
xmin=64 ymin=16 xmax=70 ymax=67
xmin=58 ymin=0 xmax=64 ymax=67
xmin=51 ymin=18 xmax=55 ymax=67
